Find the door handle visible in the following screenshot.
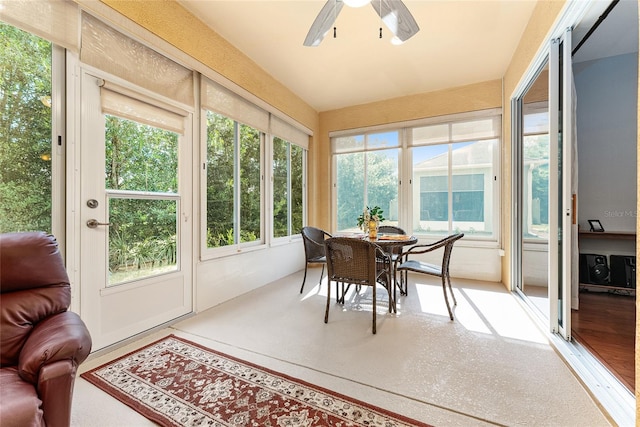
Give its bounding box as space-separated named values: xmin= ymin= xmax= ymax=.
xmin=86 ymin=219 xmax=112 ymax=228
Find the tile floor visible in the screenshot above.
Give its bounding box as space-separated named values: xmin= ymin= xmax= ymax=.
xmin=72 ymin=270 xmax=612 ymax=426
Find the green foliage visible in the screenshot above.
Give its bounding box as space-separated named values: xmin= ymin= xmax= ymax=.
xmin=108 ymin=198 xmax=177 ymax=273
xmin=105 ymin=116 xmax=178 ymax=192
xmin=273 ymin=138 xmax=304 ymax=238
xmin=205 ymin=111 xmax=263 ymax=246
xmin=357 ymin=206 xmax=385 ymax=230
xmin=0 ymin=23 xmax=53 ymax=233
xmin=336 ymin=147 xmax=396 ymax=230
xmin=524 ymin=134 xmax=550 ymax=224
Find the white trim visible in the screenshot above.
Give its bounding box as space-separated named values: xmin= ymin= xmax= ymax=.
xmin=51 ymin=45 xmax=67 ymax=254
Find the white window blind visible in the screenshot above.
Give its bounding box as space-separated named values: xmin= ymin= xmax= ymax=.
xmin=0 ymin=0 xmax=79 ymax=52
xmin=270 ymin=115 xmax=309 ymax=150
xmin=201 ymin=76 xmax=269 ymax=133
xmin=411 ymin=116 xmax=501 ymax=147
xmin=100 ymin=82 xmax=187 ymax=135
xmin=81 ymin=12 xmax=193 ymax=108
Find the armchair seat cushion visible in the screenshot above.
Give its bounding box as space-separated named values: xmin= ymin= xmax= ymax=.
xmin=396 ymin=259 xmax=441 ymax=276
xmin=0 ymin=368 xmax=45 ymax=427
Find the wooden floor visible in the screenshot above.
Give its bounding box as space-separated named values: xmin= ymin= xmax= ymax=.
xmin=571 ymin=289 xmax=636 ymax=392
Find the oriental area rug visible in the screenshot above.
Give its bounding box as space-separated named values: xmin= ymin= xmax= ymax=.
xmin=81 ymin=335 xmax=433 ymax=427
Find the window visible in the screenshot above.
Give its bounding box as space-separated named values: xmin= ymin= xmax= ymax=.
xmin=205 ymin=111 xmax=263 ymax=248
xmin=421 ymin=174 xmax=484 ymax=222
xmin=273 ymin=137 xmax=304 ymax=238
xmin=0 ymin=22 xmax=63 ymax=235
xmin=331 ymin=111 xmax=500 ymax=240
xmin=522 ymin=102 xmax=549 ymax=240
xmin=333 ymin=132 xmax=399 ymax=232
xmin=200 ymin=77 xmax=309 ymax=256
xmin=104 ymin=114 xmax=180 ymax=285
xmin=411 ymin=117 xmax=499 ymax=238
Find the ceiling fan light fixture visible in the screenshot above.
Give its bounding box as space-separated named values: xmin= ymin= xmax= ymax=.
xmin=390 ymin=35 xmax=404 ymax=45
xmin=343 ymin=0 xmax=371 ymax=8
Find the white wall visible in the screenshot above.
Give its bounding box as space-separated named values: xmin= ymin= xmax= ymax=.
xmin=196 ymin=242 xmax=305 ymax=311
xmin=575 ymin=53 xmax=638 ymax=236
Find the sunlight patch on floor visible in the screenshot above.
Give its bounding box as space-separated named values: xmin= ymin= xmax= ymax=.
xmin=414 ymin=282 xmax=452 ymax=319
xmin=415 ymin=282 xmax=548 ymax=344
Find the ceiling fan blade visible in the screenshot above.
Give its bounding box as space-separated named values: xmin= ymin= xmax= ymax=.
xmin=371 ymin=0 xmax=420 ymax=42
xmin=304 ymin=0 xmax=344 ymax=47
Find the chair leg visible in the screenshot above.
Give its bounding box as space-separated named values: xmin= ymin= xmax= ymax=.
xmin=391 ymin=276 xmax=396 ymax=313
xmin=447 ymin=272 xmax=457 ymax=306
xmin=441 ymin=275 xmax=454 ymax=320
xmin=399 ymin=270 xmax=408 ymax=296
xmin=318 ymin=264 xmax=325 ymax=285
xmin=324 ymin=279 xmax=331 ymax=324
xmin=372 ymin=285 xmax=377 ymax=334
xmin=300 ymin=263 xmax=308 ymax=294
xmin=385 ymin=270 xmax=395 ymax=314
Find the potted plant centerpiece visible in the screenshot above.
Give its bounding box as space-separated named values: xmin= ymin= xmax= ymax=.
xmin=357 ymin=206 xmax=385 ymax=239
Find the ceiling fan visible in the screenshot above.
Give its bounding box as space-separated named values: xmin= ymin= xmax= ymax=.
xmin=303 ymin=0 xmax=420 ymax=47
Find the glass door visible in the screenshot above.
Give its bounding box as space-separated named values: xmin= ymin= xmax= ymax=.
xmin=515 ymin=59 xmax=551 ymax=319
xmin=549 ymin=28 xmax=575 ymax=339
xmin=514 ymin=28 xmax=575 ymax=340
xmin=80 ymin=71 xmax=193 ymax=351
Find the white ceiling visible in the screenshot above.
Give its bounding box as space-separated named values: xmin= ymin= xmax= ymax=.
xmin=176 ymin=0 xmax=637 ymax=112
xmin=572 ymin=0 xmax=638 ymax=64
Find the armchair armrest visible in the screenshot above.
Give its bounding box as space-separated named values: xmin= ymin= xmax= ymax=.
xmin=310 ymin=231 xmax=332 ymax=248
xmin=18 ymin=311 xmax=92 ymax=384
xmin=401 ymin=235 xmax=450 ymax=259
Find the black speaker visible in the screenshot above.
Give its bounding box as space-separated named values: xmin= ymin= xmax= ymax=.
xmin=579 ymin=253 xmax=610 ymax=285
xmin=610 ymin=255 xmax=636 ymax=289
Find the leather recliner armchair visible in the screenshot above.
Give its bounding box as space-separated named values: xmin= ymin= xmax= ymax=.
xmin=0 ymin=232 xmax=92 ymax=427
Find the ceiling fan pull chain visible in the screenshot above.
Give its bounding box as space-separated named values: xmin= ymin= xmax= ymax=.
xmin=334 ymin=26 xmax=337 ymax=38
xmin=379 ymin=27 xmax=382 ymax=39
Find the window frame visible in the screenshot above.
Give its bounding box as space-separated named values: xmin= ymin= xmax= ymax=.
xmin=331 ymin=131 xmax=401 ymax=233
xmin=201 ymin=109 xmax=266 ymax=259
xmin=271 ymin=136 xmax=307 ymax=243
xmin=331 ymin=109 xmax=501 ymax=243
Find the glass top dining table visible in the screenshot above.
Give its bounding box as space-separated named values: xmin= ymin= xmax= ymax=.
xmin=363 ymin=234 xmax=417 ymax=249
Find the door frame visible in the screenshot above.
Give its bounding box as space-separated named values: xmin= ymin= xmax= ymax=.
xmin=548 ymin=28 xmax=574 ymax=340
xmin=76 ymin=68 xmax=193 ymax=351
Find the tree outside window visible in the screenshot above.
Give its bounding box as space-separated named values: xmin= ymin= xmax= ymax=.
xmin=205 ymin=111 xmax=262 ymax=247
xmin=273 ymin=137 xmax=303 ymax=238
xmin=334 ymin=132 xmax=399 ymax=232
xmin=0 ymin=23 xmax=53 ymax=233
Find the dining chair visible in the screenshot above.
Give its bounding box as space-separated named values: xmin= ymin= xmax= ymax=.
xmin=378 ymin=225 xmax=408 ymax=294
xmin=323 ymin=237 xmax=394 ymax=334
xmin=396 ymin=233 xmax=464 ymax=320
xmin=300 ymin=226 xmax=332 ymax=294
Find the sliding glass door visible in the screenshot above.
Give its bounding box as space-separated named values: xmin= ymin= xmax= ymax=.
xmin=549 ymin=28 xmax=575 ymax=340
xmin=514 ymin=28 xmax=575 ymax=341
